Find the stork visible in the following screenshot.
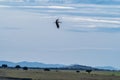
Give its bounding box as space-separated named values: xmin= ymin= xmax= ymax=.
xmin=55 ymin=19 xmax=61 ymax=29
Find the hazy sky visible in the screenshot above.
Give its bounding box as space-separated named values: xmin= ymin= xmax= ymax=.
xmin=0 ymin=4 xmax=120 ymax=69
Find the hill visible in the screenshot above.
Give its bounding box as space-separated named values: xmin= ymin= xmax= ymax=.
xmin=0 ymin=61 xmax=65 ymax=68
xmin=96 ymin=66 xmax=119 ymax=70
xmin=0 ymin=61 xmax=118 ymax=70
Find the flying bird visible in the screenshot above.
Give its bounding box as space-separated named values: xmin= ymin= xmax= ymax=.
xmin=55 ymin=19 xmax=61 ymax=29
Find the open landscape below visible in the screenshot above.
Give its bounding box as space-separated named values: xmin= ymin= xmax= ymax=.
xmin=0 ymin=68 xmax=120 ymax=80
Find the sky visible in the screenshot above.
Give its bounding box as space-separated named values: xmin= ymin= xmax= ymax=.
xmin=0 ymin=3 xmax=120 ymax=69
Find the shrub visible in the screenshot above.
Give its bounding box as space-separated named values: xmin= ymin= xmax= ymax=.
xmin=76 ymin=70 xmax=80 ymax=73
xmin=23 ymin=67 xmax=28 ymax=70
xmin=44 ymin=68 xmax=50 ymax=71
xmin=15 ymin=65 xmax=21 ymax=69
xmin=86 ymin=69 xmax=92 ymax=74
xmin=2 ymin=64 xmax=8 ymax=68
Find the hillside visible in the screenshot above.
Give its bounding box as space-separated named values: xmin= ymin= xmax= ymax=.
xmin=0 ymin=61 xmax=118 ymax=70
xmin=0 ymin=61 xmax=65 ymax=68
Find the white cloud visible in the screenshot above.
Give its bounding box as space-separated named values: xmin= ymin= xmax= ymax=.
xmin=17 ymin=5 xmax=75 ymax=9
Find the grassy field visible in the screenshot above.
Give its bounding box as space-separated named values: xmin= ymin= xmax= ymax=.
xmin=0 ymin=69 xmax=120 ymax=80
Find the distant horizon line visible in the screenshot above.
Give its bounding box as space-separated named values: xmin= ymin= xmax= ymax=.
xmin=0 ymin=60 xmax=119 ymax=69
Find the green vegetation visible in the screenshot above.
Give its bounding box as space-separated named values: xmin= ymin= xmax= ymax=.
xmin=0 ymin=69 xmax=120 ymax=80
